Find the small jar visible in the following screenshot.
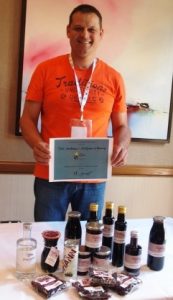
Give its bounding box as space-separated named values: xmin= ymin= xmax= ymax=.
xmin=93 ymin=245 xmax=111 ymax=270
xmin=77 ymin=245 xmax=91 ymax=276
xmin=85 ymin=222 xmax=104 ymax=257
xmin=41 ymin=230 xmax=61 ymax=273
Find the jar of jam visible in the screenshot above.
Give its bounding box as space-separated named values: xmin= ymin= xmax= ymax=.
xmin=93 ymin=245 xmax=111 ymax=271
xmin=77 ymin=245 xmax=91 ymax=276
xmin=41 ymin=230 xmax=61 ymax=273
xmin=85 ymin=222 xmax=104 ymax=257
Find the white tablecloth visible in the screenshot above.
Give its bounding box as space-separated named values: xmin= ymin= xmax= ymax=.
xmin=0 ymin=218 xmax=173 ymax=299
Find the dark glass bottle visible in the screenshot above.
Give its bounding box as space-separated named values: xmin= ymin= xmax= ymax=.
xmin=102 ymin=202 xmax=115 ymax=256
xmin=41 ymin=230 xmax=61 ymax=273
xmin=87 ymin=203 xmax=99 ymax=222
xmin=112 ymin=205 xmax=127 ymax=267
xmin=65 ymin=211 xmax=82 ymax=245
xmin=147 ymin=216 xmax=166 ymax=271
xmin=124 ymin=230 xmax=142 ymax=276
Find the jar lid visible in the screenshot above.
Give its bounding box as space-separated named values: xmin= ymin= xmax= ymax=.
xmin=79 ymin=245 xmax=91 ymax=255
xmin=86 ymin=221 xmax=104 ymax=231
xmin=42 ymin=230 xmax=61 ymax=240
xmin=95 ymin=245 xmax=111 ymax=256
xmin=68 ymin=211 xmax=81 ymax=218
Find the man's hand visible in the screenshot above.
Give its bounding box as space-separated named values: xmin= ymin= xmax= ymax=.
xmin=33 ymin=141 xmax=50 ymax=164
xmin=111 ymin=144 xmax=128 ymax=167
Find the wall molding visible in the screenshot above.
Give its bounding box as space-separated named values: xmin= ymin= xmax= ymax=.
xmin=0 ymin=161 xmax=173 ymax=176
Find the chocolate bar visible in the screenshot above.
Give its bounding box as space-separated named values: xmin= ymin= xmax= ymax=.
xmin=31 ymin=274 xmax=68 ymax=298
xmin=72 ymin=280 xmax=111 ymax=299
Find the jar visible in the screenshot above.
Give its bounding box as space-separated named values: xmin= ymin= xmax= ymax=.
xmin=85 ymin=222 xmax=104 ymax=257
xmin=93 ymin=245 xmax=111 ymax=270
xmin=77 ymin=245 xmax=91 ymax=276
xmin=41 ymin=230 xmax=61 ymax=273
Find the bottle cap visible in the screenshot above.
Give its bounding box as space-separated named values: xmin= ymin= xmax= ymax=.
xmin=106 ymin=202 xmax=114 ymax=210
xmin=89 ymin=203 xmax=98 ymax=212
xmin=118 ymin=205 xmax=126 ymax=214
xmin=153 ymin=216 xmax=165 ymax=223
xmin=68 ymin=211 xmax=81 ymax=218
xmin=131 ymin=230 xmax=138 ymax=238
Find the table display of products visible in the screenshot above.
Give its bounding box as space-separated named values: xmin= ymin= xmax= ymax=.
xmin=0 ymin=217 xmax=173 ymax=299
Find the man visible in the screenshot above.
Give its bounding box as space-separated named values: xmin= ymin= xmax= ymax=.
xmin=20 ymin=4 xmax=131 ymax=221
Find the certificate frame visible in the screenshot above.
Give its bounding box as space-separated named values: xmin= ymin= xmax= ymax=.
xmin=49 ymin=138 xmax=113 ymax=182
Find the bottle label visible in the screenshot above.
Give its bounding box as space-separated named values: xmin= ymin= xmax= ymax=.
xmin=103 ymin=224 xmax=114 ymax=237
xmin=114 ymin=229 xmax=126 ymax=243
xmin=124 ymin=253 xmax=141 ymax=269
xmin=78 ymin=257 xmax=91 ymax=272
xmin=16 ymin=247 xmax=36 ymax=273
xmin=85 ymin=232 xmax=102 ymax=248
xmin=45 ymin=247 xmax=59 ymax=267
xmin=148 ymin=242 xmax=165 ymax=257
xmin=93 ymin=256 xmax=109 ymax=269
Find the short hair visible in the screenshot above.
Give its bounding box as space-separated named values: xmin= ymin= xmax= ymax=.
xmin=69 ymin=4 xmax=102 ymax=28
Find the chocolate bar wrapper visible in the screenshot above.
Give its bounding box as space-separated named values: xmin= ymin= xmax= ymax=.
xmin=111 ymin=273 xmax=142 ymax=296
xmin=31 ymin=274 xmax=68 ymax=298
xmin=72 ymin=280 xmax=111 ymax=300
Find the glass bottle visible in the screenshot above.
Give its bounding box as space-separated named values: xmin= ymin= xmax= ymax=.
xmin=112 ymin=205 xmax=127 ymax=267
xmin=87 ymin=203 xmax=99 ymax=222
xmin=63 ymin=239 xmax=79 ymax=279
xmin=124 ymin=230 xmax=142 ymax=276
xmin=65 ymin=211 xmax=82 ymax=245
xmin=41 ymin=230 xmax=61 ymax=273
xmin=16 ymin=222 xmax=37 ymax=279
xmin=102 ymin=201 xmax=115 ymax=256
xmin=147 ymin=216 xmax=166 ymax=271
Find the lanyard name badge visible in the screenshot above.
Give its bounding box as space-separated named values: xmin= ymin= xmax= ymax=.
xmin=69 ymin=54 xmax=96 ymax=138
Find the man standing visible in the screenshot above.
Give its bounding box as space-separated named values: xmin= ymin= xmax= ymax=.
xmin=20 ymin=4 xmax=131 ymax=221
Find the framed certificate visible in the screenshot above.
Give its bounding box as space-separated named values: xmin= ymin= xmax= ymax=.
xmin=49 ymin=138 xmax=113 ymax=182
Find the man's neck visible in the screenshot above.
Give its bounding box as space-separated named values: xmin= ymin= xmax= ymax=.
xmin=70 ymin=53 xmax=96 ymax=69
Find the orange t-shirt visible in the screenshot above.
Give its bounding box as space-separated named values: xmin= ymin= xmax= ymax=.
xmin=26 ymin=54 xmax=127 ymax=179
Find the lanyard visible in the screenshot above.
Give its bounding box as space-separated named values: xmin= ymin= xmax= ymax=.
xmin=69 ymin=54 xmax=97 ymax=121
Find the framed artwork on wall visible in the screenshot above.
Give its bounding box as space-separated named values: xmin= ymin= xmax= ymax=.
xmin=15 ymin=0 xmax=173 ymax=142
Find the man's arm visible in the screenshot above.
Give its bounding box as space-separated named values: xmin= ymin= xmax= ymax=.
xmin=20 ymin=100 xmax=50 ymax=164
xmin=111 ymin=111 xmax=131 ymax=167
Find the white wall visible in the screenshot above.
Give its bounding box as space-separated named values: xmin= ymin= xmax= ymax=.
xmin=0 ymin=174 xmax=172 ymax=222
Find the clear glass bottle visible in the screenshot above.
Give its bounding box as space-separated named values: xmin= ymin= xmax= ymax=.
xmin=65 ymin=211 xmax=82 ymax=245
xmin=102 ymin=201 xmax=115 ymax=256
xmin=16 ymin=222 xmax=37 ymax=279
xmin=124 ymin=230 xmax=142 ymax=276
xmin=63 ymin=239 xmax=79 ymax=279
xmin=87 ymin=203 xmax=99 ymax=222
xmin=147 ymin=216 xmax=166 ymax=271
xmin=112 ymin=205 xmax=127 ymax=267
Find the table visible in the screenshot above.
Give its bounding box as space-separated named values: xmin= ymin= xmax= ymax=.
xmin=0 ymin=218 xmax=173 ymax=299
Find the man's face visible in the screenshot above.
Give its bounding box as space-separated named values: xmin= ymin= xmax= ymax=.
xmin=67 ymin=12 xmax=103 ymax=59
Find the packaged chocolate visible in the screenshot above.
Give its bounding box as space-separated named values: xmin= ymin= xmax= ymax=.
xmin=72 ymin=280 xmax=111 ymax=300
xmin=88 ymin=267 xmax=117 ymax=288
xmin=111 ymin=272 xmax=142 ymax=296
xmin=31 ymin=274 xmax=68 ymax=298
